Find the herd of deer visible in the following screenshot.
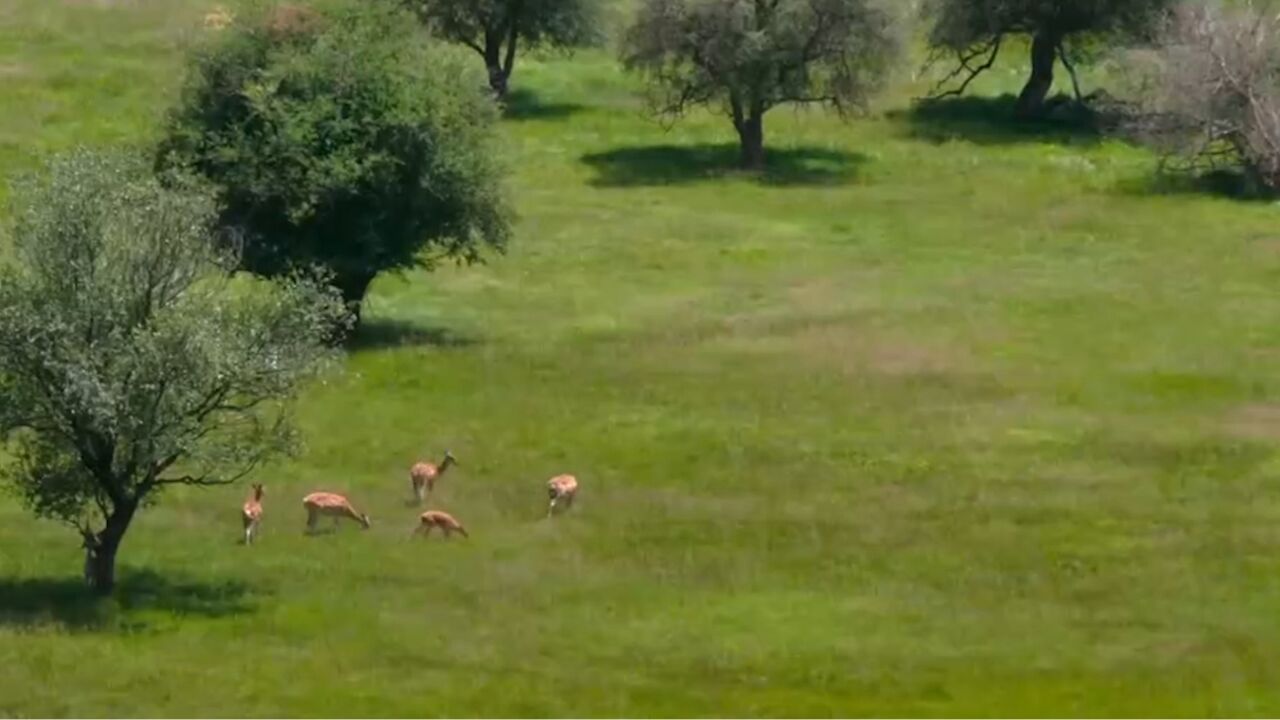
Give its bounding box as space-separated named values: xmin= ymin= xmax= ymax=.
xmin=239 ymin=450 xmax=580 ymax=545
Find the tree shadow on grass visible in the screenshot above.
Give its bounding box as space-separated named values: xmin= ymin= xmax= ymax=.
xmin=1116 ymin=168 xmax=1278 ymax=204
xmin=0 ymin=568 xmax=256 ymax=631
xmin=581 ymin=143 xmax=866 ymax=187
xmin=889 ymin=94 xmax=1104 ymax=147
xmin=349 ymin=318 xmax=479 ymax=351
xmin=502 ymin=87 xmax=587 ymax=122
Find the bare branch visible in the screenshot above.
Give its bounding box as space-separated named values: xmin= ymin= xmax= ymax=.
xmin=927 ymin=36 xmax=1002 ymax=100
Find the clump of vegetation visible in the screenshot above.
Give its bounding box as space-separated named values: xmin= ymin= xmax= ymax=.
xmin=621 ymin=0 xmax=903 ymax=169
xmin=0 ymin=149 xmax=347 ymax=594
xmin=402 ymin=0 xmax=605 ymax=99
xmin=923 ymin=0 xmax=1177 ymax=119
xmin=158 ymin=0 xmax=511 ymax=328
xmin=1124 ymin=0 xmax=1280 ymax=193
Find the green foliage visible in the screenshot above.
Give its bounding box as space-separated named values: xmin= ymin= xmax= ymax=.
xmin=157 ymin=0 xmax=512 ymax=316
xmin=926 ymin=0 xmax=1176 ymax=46
xmin=621 ymin=0 xmax=902 ymax=167
xmin=404 ymin=0 xmax=604 ymax=96
xmin=0 ymin=148 xmax=346 ymax=590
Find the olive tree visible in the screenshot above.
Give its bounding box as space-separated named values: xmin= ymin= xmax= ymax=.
xmin=158 ymin=0 xmax=511 ymax=328
xmin=1125 ymin=0 xmax=1280 ymax=191
xmin=0 ymin=149 xmax=347 ymax=594
xmin=621 ymin=0 xmax=902 ymax=169
xmin=403 ymin=0 xmax=603 ymax=98
xmin=923 ymin=0 xmax=1177 ymax=119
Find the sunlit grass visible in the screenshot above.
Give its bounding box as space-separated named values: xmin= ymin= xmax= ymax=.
xmin=2 ymin=1 xmax=1280 ymax=716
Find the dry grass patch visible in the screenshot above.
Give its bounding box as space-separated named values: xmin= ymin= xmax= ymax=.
xmin=1222 ymin=403 xmax=1280 ymax=441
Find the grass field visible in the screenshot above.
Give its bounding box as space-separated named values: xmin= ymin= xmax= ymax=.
xmin=4 ymin=1 xmax=1280 ymax=716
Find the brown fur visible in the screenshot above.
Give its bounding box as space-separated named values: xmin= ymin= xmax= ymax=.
xmin=409 ymin=450 xmax=457 ymax=503
xmin=546 ymin=474 xmax=579 ymax=517
xmin=302 ymin=491 xmax=370 ymax=532
xmin=242 ymin=483 xmax=264 ymax=545
xmin=413 ymin=510 xmax=469 ymax=539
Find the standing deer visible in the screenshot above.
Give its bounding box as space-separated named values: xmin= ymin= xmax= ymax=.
xmin=302 ymin=492 xmax=371 ymax=533
xmin=242 ymin=483 xmax=265 ymax=545
xmin=410 ymin=450 xmax=457 ymax=504
xmin=412 ymin=510 xmax=469 ymax=539
xmin=546 ymin=474 xmax=579 ymax=517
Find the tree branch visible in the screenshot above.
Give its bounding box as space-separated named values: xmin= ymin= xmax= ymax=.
xmin=927 ymin=36 xmax=1002 ymax=100
xmin=1058 ymin=42 xmax=1084 ymax=102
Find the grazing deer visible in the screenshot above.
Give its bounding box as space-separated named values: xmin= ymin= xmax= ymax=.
xmin=302 ymin=492 xmax=371 ymax=533
xmin=546 ymin=474 xmax=578 ymax=517
xmin=410 ymin=450 xmax=457 ymax=504
xmin=242 ymin=483 xmax=264 ymax=545
xmin=412 ymin=510 xmax=469 ymax=539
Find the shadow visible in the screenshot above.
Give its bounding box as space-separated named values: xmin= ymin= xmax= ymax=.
xmin=0 ymin=568 xmax=255 ymax=631
xmin=890 ymin=94 xmax=1104 ymax=147
xmin=1116 ymin=168 xmax=1278 ymax=203
xmin=501 ymin=88 xmax=586 ymax=122
xmin=348 ymin=318 xmax=478 ymax=351
xmin=581 ymin=143 xmax=866 ymax=187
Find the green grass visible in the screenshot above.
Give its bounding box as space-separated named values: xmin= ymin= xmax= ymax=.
xmin=5 ymin=1 xmax=1280 ymax=716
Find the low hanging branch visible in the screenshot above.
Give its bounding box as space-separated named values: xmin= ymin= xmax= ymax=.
xmin=925 ymin=36 xmax=1001 ymax=99
xmin=921 ymin=0 xmax=1179 ymax=118
xmin=1057 ymin=42 xmax=1083 ymax=102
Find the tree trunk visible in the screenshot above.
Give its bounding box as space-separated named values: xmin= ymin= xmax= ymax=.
xmin=486 ymin=64 xmax=509 ymax=99
xmin=735 ymin=112 xmax=765 ymax=170
xmin=84 ymin=501 xmax=137 ymax=595
xmin=335 ymin=271 xmax=375 ymax=337
xmin=483 ymin=35 xmax=509 ymax=100
xmin=1015 ymin=29 xmax=1060 ymax=120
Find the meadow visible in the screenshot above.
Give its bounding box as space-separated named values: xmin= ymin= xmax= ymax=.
xmin=3 ymin=0 xmax=1280 ymax=716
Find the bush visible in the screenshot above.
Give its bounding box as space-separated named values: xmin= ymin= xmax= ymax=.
xmin=1124 ymin=0 xmax=1280 ymax=193
xmin=158 ymin=0 xmax=512 ymax=327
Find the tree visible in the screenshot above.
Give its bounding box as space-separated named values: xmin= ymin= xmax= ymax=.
xmin=158 ymin=0 xmax=511 ymax=329
xmin=0 ymin=149 xmax=347 ymax=594
xmin=621 ymin=0 xmax=902 ymax=169
xmin=403 ymin=0 xmax=603 ymax=98
xmin=1124 ymin=0 xmax=1280 ymax=192
xmin=923 ymin=0 xmax=1176 ymax=119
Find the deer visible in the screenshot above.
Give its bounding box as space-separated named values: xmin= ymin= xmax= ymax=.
xmin=302 ymin=492 xmax=371 ymax=533
xmin=412 ymin=510 xmax=469 ymax=539
xmin=409 ymin=450 xmax=457 ymax=504
xmin=546 ymin=474 xmax=579 ymax=517
xmin=241 ymin=483 xmax=265 ymax=545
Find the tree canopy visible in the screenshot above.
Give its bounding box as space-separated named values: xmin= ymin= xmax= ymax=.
xmin=158 ymin=0 xmax=512 ymax=327
xmin=404 ymin=0 xmax=603 ymax=98
xmin=622 ymin=0 xmax=902 ymax=168
xmin=0 ymin=149 xmax=346 ymax=593
xmin=924 ymin=0 xmax=1177 ymax=118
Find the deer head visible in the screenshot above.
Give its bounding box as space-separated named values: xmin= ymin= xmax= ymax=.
xmin=359 ymin=513 xmax=371 ymax=529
